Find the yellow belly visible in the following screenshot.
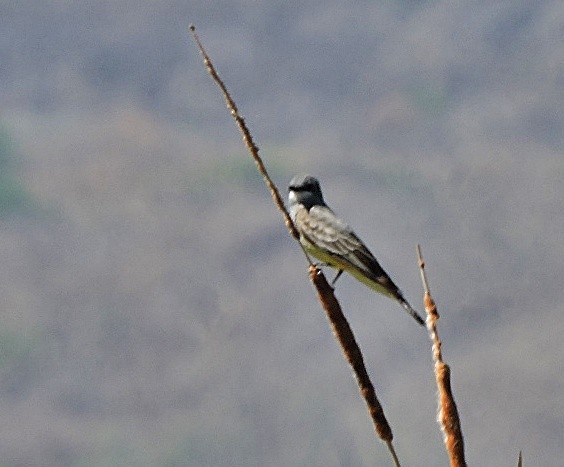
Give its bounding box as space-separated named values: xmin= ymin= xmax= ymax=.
xmin=301 ymin=238 xmax=397 ymax=300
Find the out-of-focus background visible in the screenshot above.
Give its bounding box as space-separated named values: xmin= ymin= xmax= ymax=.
xmin=0 ymin=1 xmax=562 ymax=465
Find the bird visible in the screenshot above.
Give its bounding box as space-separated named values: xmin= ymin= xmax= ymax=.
xmin=288 ymin=174 xmax=425 ymax=326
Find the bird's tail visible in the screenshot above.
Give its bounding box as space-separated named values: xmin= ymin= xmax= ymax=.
xmin=400 ymin=300 xmax=426 ymax=327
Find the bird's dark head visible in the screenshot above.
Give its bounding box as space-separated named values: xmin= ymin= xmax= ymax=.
xmin=288 ymin=175 xmax=325 ymax=209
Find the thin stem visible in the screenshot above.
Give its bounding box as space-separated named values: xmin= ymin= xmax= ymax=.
xmin=189 ymin=25 xmax=308 ymax=257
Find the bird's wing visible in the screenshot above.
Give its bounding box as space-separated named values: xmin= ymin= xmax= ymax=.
xmin=295 ymin=204 xmax=426 ymax=326
xmin=295 ymin=205 xmax=398 ymax=290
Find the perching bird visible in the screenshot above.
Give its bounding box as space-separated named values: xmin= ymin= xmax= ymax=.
xmin=288 ymin=174 xmax=425 ymax=326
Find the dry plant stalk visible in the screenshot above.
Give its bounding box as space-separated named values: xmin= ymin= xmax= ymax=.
xmin=190 ymin=25 xmax=400 ymax=466
xmin=417 ymin=245 xmax=467 ymax=467
xmin=310 ymin=267 xmax=396 ymax=443
xmin=189 ymin=25 xmax=301 ymax=245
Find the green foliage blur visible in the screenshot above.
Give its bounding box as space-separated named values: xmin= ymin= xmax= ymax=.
xmin=0 ymin=126 xmax=33 ymax=217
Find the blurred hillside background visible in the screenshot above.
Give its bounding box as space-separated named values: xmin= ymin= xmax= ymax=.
xmin=0 ymin=1 xmax=562 ymax=465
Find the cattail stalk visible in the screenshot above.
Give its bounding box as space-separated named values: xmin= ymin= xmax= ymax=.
xmin=310 ymin=266 xmax=399 ymax=465
xmin=417 ymin=245 xmax=466 ymax=467
xmin=190 ymin=25 xmax=400 ymax=466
